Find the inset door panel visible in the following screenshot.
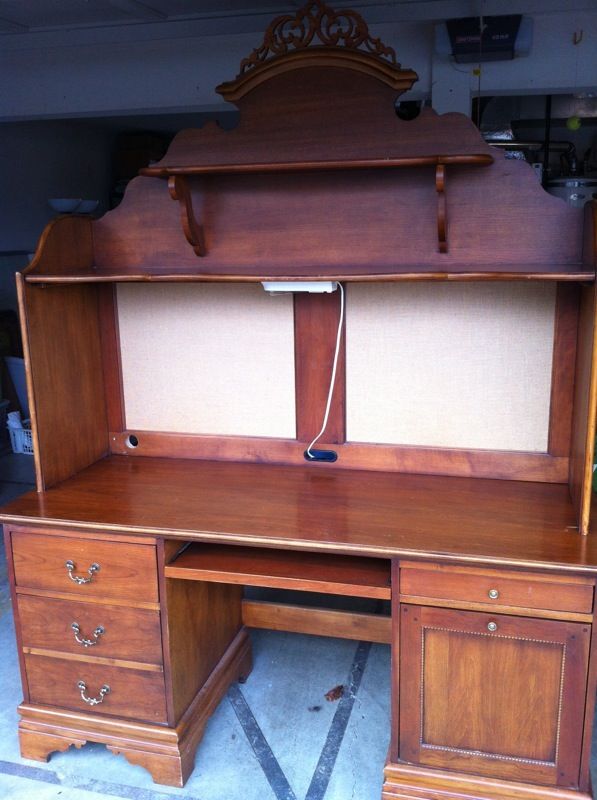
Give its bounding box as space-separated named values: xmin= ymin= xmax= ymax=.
xmin=399 ymin=605 xmax=590 ymax=788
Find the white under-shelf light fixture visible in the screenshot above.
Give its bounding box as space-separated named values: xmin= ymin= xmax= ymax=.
xmin=261 ymin=281 xmax=338 ymax=294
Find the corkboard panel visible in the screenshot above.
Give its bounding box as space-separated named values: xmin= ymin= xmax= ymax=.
xmin=346 ymin=283 xmax=556 ymax=452
xmin=117 ymin=284 xmax=296 ymax=438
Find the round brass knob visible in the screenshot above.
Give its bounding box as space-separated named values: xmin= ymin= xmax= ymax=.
xmin=487 ymin=621 xmax=498 ymax=632
xmin=488 ymin=588 xmax=499 ymax=600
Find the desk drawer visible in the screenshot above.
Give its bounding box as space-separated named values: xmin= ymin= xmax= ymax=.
xmin=400 ymin=562 xmax=594 ymax=615
xmin=11 ymin=530 xmax=158 ymax=603
xmin=17 ymin=595 xmax=163 ymax=665
xmin=24 ymin=653 xmax=167 ymax=724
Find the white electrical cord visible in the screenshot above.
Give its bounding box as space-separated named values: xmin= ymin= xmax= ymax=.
xmin=306 ymin=282 xmax=345 ymax=458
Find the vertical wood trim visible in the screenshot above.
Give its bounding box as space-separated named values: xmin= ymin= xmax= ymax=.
xmin=390 ymin=559 xmax=400 ymax=760
xmin=569 ymin=285 xmax=597 ymax=535
xmin=3 ymin=527 xmax=31 ymax=702
xmin=548 ymin=283 xmax=580 ymax=456
xmin=155 ymin=538 xmax=177 ymax=727
xmin=98 ymin=284 xmax=125 ymax=433
xmin=578 ymin=613 xmax=597 ymax=792
xmin=294 ymin=289 xmax=346 ymax=444
xmin=16 ymin=274 xmax=43 ymax=492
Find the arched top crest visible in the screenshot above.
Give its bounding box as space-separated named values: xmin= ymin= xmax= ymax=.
xmin=217 ymin=0 xmax=418 ymax=101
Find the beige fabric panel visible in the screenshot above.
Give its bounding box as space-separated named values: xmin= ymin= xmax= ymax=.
xmin=117 ymin=284 xmax=296 ymax=438
xmin=346 ymin=283 xmax=556 ymax=452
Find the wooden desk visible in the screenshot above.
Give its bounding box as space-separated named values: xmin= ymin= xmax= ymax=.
xmin=3 ymin=458 xmax=597 ymax=799
xmin=4 ymin=3 xmax=597 ymax=798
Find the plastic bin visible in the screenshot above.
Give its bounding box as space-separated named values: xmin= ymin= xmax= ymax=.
xmin=8 ymin=417 xmax=33 ymax=455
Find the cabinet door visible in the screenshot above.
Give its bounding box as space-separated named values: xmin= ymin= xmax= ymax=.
xmin=399 ymin=605 xmax=590 ymax=788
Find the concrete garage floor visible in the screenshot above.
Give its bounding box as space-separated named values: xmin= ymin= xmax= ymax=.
xmin=0 ymin=453 xmax=391 ymax=800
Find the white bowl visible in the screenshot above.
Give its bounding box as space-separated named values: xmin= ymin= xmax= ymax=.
xmin=48 ymin=198 xmax=82 ymax=213
xmin=76 ymin=200 xmax=99 ymax=214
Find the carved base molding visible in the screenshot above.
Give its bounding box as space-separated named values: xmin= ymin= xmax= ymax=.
xmin=382 ymin=761 xmax=593 ymax=800
xmin=18 ymin=629 xmax=252 ymax=787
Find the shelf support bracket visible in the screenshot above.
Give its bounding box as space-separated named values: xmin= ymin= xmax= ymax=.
xmin=168 ymin=175 xmax=206 ymax=257
xmin=435 ymin=164 xmax=448 ymax=254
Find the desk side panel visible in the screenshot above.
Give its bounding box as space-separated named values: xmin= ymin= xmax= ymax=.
xmin=569 ymin=283 xmax=597 ymax=535
xmin=18 ymin=275 xmax=109 ymax=490
xmin=159 ymin=542 xmax=244 ymax=724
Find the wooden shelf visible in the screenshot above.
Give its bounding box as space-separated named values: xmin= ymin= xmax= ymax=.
xmin=140 ymin=153 xmax=493 ymax=178
xmin=165 ymin=543 xmax=391 ymax=599
xmin=141 ymin=155 xmax=495 ymax=257
xmin=24 ymin=267 xmax=595 ymax=284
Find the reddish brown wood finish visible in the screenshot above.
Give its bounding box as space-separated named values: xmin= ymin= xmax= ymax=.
xmin=382 ymin=762 xmax=594 ymax=800
xmin=17 ymin=628 xmax=251 ymax=787
xmin=25 ymin=269 xmax=595 ymax=284
xmin=18 ymin=278 xmax=109 ymax=491
xmin=109 ymin=431 xmax=568 ymax=483
xmin=24 ymin=215 xmax=94 ymax=277
xmin=569 ymin=284 xmax=597 ymax=534
xmin=294 ymin=290 xmax=345 ymax=444
xmin=17 ymin=594 xmax=163 ymax=664
xmin=24 ymin=653 xmax=167 ymax=723
xmin=143 ymin=154 xmax=493 ymax=178
xmin=91 ymin=165 xmax=586 ymax=279
xmin=162 ymin=578 xmax=244 ymax=724
xmin=399 ymin=605 xmax=590 ymax=787
xmin=399 ymin=562 xmax=594 ymax=615
xmin=167 ymin=175 xmax=206 ymax=256
xmin=165 ymin=543 xmax=390 ymax=598
xmin=98 ymin=284 xmax=125 ymax=434
xmin=11 ymin=528 xmax=158 ymax=603
xmin=2 ymin=457 xmax=596 ymax=572
xmin=548 ymin=284 xmax=580 ymax=457
xmin=241 ymin=599 xmax=391 ymax=643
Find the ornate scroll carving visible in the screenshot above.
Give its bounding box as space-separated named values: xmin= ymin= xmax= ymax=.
xmin=239 ymin=0 xmax=397 ymax=75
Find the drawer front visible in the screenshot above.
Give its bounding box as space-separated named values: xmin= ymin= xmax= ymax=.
xmin=400 ymin=562 xmax=594 ymax=614
xmin=25 ymin=653 xmax=167 ymax=724
xmin=11 ymin=530 xmax=158 ymax=603
xmin=17 ymin=595 xmax=163 ymax=665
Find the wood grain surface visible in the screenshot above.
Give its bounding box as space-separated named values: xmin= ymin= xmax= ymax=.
xmin=2 ymin=456 xmax=597 ymax=571
xmin=11 ymin=529 xmax=158 ymax=602
xmin=165 ymin=543 xmax=390 ymax=598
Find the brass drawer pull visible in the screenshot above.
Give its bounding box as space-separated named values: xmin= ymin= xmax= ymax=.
xmin=71 ymin=622 xmax=105 ymax=647
xmin=487 ymin=621 xmax=498 ymax=632
xmin=77 ymin=681 xmax=110 ymax=706
xmin=488 ymin=588 xmax=499 ymax=600
xmin=65 ymin=560 xmax=100 ymax=585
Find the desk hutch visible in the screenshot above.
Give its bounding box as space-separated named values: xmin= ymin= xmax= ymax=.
xmin=3 ymin=3 xmax=597 ymax=799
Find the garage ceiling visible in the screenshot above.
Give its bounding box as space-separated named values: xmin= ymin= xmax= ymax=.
xmin=0 ymin=0 xmax=594 ymax=36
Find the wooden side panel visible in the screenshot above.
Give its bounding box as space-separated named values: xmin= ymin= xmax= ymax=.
xmin=162 ymin=572 xmax=243 ymax=724
xmin=98 ymin=284 xmax=125 ymax=433
xmin=569 ymin=284 xmax=597 ymax=534
xmin=548 ymin=283 xmax=580 ymax=456
xmin=18 ymin=277 xmax=109 ymax=490
xmin=294 ymin=290 xmax=345 ymax=444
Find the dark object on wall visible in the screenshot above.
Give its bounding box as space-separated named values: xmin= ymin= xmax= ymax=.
xmin=446 ymin=15 xmax=522 ymax=63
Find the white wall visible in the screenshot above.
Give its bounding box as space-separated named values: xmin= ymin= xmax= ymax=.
xmin=0 ymin=5 xmax=595 ymax=121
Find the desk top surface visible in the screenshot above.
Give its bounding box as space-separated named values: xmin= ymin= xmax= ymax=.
xmin=1 ymin=455 xmax=596 ymax=573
